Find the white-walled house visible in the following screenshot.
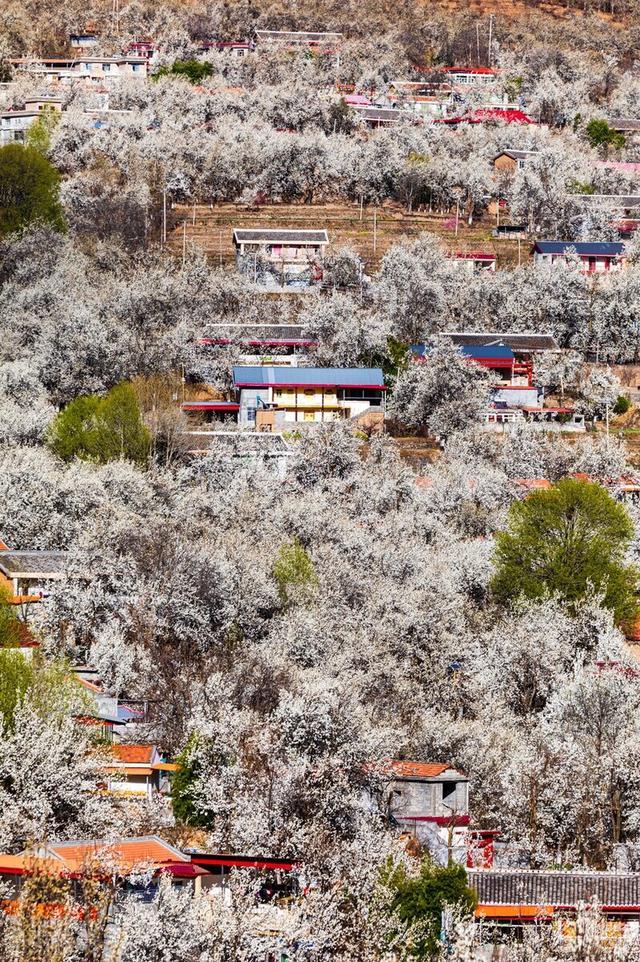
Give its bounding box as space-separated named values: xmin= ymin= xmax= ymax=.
xmin=533 ymin=241 xmax=626 ymax=273
xmin=105 ymin=744 xmax=177 ymax=799
xmin=232 ymin=366 xmax=386 ymax=427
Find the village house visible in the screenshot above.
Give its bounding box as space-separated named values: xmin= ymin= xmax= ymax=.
xmin=437 ymin=107 xmax=535 ymax=126
xmin=469 ymin=868 xmax=640 ymax=936
xmin=385 ymin=81 xmax=453 ymax=117
xmin=351 ymin=104 xmax=404 ymax=127
xmin=413 ymin=332 xmax=584 ymax=431
xmin=574 ymin=194 xmax=640 ymax=238
xmin=0 ymin=837 xmax=207 ymax=898
xmin=372 ymin=760 xmax=479 ymax=867
xmin=440 ymin=66 xmax=497 ymax=86
xmin=492 ymin=149 xmax=539 ymax=174
xmin=232 ymin=365 xmax=386 ymax=428
xmin=10 ymin=56 xmax=148 ymax=85
xmin=200 ymin=323 xmax=315 ymax=364
xmin=105 ymin=744 xmax=177 ymax=799
xmin=0 ymin=546 xmax=68 ymax=607
xmin=451 ymin=250 xmax=497 ymax=272
xmin=533 ymin=240 xmax=626 ymax=273
xmin=233 ymin=228 xmax=329 ymax=289
xmin=0 ymin=96 xmax=64 ymax=146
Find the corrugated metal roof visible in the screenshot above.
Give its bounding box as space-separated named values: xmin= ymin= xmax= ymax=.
xmin=460 ymin=344 xmax=514 ymax=360
xmin=233 ymin=229 xmax=328 ymax=244
xmin=232 ymin=366 xmax=385 ymax=388
xmin=494 ymin=149 xmax=538 ymax=161
xmin=0 ymin=550 xmax=68 ymax=578
xmin=352 ymin=105 xmax=402 ymax=122
xmin=442 ymin=332 xmax=558 ymax=352
xmin=534 ymin=241 xmax=625 ymax=256
xmin=469 ymin=869 xmax=640 ymax=907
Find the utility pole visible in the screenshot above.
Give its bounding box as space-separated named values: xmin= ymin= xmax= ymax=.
xmin=488 ymin=14 xmax=494 ymax=66
xmin=162 ymin=188 xmax=167 ymax=246
xmin=182 ymin=220 xmax=187 ymax=267
xmin=605 ymin=399 xmax=610 ymax=449
xmin=373 ymin=207 xmax=378 ymax=254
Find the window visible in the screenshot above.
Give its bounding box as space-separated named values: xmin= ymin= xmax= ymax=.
xmin=103 ymin=63 xmax=111 ymax=72
xmin=442 ymin=782 xmax=457 ymax=810
xmin=303 ymin=411 xmax=315 ymax=421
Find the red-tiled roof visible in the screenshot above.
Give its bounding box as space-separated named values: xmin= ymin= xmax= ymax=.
xmin=48 ymin=837 xmax=188 ymax=871
xmin=112 ymin=744 xmax=154 ymax=764
xmin=386 ymin=760 xmax=455 ymax=778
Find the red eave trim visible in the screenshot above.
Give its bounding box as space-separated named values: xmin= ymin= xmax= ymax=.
xmin=191 ymin=856 xmax=297 ymax=870
xmin=235 ymin=382 xmax=387 ymax=390
xmin=474 ymin=359 xmax=516 ymax=368
xmin=400 ymin=814 xmax=471 ymax=826
xmin=200 ymin=338 xmax=316 ymax=347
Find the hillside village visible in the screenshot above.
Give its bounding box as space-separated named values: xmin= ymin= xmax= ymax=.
xmin=6 ymin=0 xmax=640 ymax=960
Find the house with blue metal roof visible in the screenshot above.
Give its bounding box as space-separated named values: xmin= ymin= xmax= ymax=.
xmin=231 ymin=365 xmax=386 ymax=427
xmin=533 ymin=240 xmax=626 ymax=273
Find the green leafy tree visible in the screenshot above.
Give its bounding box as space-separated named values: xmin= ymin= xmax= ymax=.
xmin=386 ymin=858 xmax=477 ymax=958
xmin=26 ymin=108 xmax=61 ymax=155
xmin=614 ymin=395 xmax=631 ymax=415
xmin=154 ymin=60 xmax=214 ymax=84
xmin=492 ymin=479 xmax=639 ymax=625
xmin=273 ymin=537 xmax=318 ymax=605
xmin=585 ymin=119 xmax=625 ymax=153
xmin=0 ymin=648 xmax=86 ymax=731
xmin=0 ymin=143 xmax=64 ymax=236
xmin=47 ymin=383 xmax=151 ymax=466
xmin=0 ymin=649 xmax=34 ymax=728
xmin=171 ymin=735 xmax=209 ymax=827
xmin=0 ymin=586 xmax=20 ymax=648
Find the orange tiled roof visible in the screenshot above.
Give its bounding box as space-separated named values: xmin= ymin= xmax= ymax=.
xmin=112 ymin=744 xmax=154 ymax=764
xmin=107 ymin=766 xmax=153 ymax=777
xmin=0 ymin=855 xmax=26 ymax=873
xmin=386 ymin=760 xmax=456 ymax=779
xmin=48 ymin=837 xmax=188 ymax=871
xmin=514 ymin=478 xmax=552 ymax=490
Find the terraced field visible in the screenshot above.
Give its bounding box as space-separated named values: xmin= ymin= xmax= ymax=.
xmin=167 ymin=200 xmax=526 ymax=273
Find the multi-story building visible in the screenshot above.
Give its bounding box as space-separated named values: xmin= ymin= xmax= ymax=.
xmin=232 ymin=365 xmax=386 ymax=427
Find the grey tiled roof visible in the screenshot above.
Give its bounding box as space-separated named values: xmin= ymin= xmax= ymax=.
xmin=0 ymin=550 xmax=68 ymax=578
xmin=469 ymin=869 xmax=640 ymax=907
xmin=233 ymin=229 xmax=328 ymax=245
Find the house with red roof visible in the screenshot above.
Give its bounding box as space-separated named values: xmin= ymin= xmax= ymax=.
xmin=0 ymin=837 xmax=209 ymax=899
xmin=451 ymin=250 xmax=496 ymax=272
xmin=105 ymin=744 xmax=178 ymax=799
xmin=441 ymin=66 xmax=497 ymax=86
